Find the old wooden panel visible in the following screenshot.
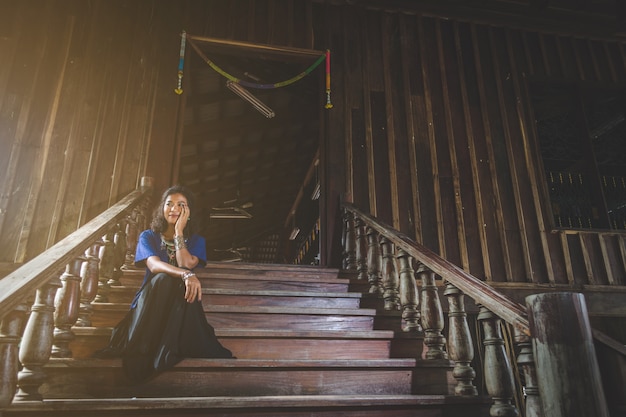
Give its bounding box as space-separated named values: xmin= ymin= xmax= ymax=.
xmin=474 ymin=25 xmax=526 ymax=281
xmin=0 ymin=3 xmax=68 ymax=261
xmin=412 ymin=16 xmax=440 ymax=251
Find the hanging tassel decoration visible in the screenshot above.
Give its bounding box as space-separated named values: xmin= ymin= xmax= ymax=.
xmin=174 ymin=31 xmax=187 ymax=95
xmin=325 ymin=49 xmax=333 ymax=109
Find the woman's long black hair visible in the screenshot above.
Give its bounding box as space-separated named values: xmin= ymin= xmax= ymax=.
xmin=150 ymin=185 xmax=199 ymax=236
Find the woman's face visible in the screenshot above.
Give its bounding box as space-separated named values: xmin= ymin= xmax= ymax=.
xmin=163 ymin=193 xmax=188 ymax=226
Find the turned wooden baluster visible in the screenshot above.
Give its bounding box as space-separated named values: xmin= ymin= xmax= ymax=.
xmin=95 ymin=231 xmax=115 ymax=303
xmin=355 ymin=217 xmax=368 ymax=280
xmin=417 ymin=263 xmax=447 ymax=359
xmin=15 ymin=277 xmax=62 ymax=401
xmin=343 ymin=210 xmax=357 ymax=270
xmin=0 ymin=304 xmax=28 ymax=406
xmin=380 ymin=236 xmax=400 ymax=310
xmin=76 ymin=241 xmax=103 ymax=327
xmin=478 ymin=306 xmax=519 ymax=417
xmin=51 ymin=258 xmax=85 ymax=358
xmin=124 ymin=209 xmax=140 ymax=269
xmin=515 ymin=328 xmax=542 ymax=417
xmin=444 ymin=283 xmax=477 ymax=396
xmin=397 ymin=249 xmax=421 ymax=333
xmin=108 ymin=223 xmax=127 ymax=286
xmin=365 ymin=226 xmax=382 ymax=295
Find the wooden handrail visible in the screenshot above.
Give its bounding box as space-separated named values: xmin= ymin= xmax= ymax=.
xmin=0 ymin=186 xmax=151 ymax=320
xmin=343 ymin=203 xmax=530 ymax=335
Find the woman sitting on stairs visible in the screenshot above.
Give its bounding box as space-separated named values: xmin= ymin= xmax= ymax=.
xmin=94 ymin=185 xmax=234 ymax=382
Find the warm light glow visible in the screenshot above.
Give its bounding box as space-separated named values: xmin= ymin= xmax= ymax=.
xmin=226 ymin=81 xmax=275 ymax=118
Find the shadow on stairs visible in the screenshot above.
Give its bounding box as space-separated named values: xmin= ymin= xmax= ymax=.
xmin=3 ymin=262 xmax=491 ymax=417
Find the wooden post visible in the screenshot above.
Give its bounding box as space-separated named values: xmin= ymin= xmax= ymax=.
xmin=343 ymin=210 xmax=357 ymax=270
xmin=397 ymin=249 xmax=421 ymax=332
xmin=478 ymin=306 xmax=518 ymax=417
xmin=380 ymin=236 xmax=400 ymax=310
xmin=418 ymin=263 xmax=447 ymax=360
xmin=52 ymin=258 xmax=85 ymax=358
xmin=95 ymin=231 xmax=115 ymax=303
xmin=515 ymin=328 xmax=543 ymax=417
xmin=76 ymin=241 xmax=103 ymax=327
xmin=16 ymin=277 xmax=62 ymax=401
xmin=366 ymin=226 xmax=382 ymax=295
xmin=355 ymin=217 xmax=368 ymax=281
xmin=0 ymin=304 xmax=28 ymax=406
xmin=526 ymin=292 xmax=609 ymax=417
xmin=445 ymin=283 xmax=477 ymax=396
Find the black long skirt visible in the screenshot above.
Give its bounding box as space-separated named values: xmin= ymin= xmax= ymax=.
xmin=94 ymin=272 xmax=233 ymax=382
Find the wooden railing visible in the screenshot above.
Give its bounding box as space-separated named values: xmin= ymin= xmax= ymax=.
xmin=343 ymin=202 xmax=622 ymax=417
xmin=342 ymin=203 xmax=537 ymax=417
xmin=0 ymin=179 xmax=153 ymax=406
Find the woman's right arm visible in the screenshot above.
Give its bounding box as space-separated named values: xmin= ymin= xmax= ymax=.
xmin=145 ymin=255 xmax=203 ymax=303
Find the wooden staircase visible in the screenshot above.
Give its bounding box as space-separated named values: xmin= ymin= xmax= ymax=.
xmin=3 ymin=262 xmax=491 ymax=416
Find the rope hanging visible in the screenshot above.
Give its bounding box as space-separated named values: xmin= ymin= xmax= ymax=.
xmin=177 ymin=32 xmax=332 ymax=109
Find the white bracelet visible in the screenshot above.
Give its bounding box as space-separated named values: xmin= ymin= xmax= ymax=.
xmin=181 ymin=270 xmax=196 ymax=281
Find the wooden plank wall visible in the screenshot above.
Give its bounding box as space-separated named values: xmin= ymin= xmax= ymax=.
xmin=321 ymin=4 xmax=626 ymax=287
xmin=0 ymin=0 xmax=182 ymax=263
xmin=1 ymin=0 xmax=625 ymax=290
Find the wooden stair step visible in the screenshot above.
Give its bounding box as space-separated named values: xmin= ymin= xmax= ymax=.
xmin=70 ymin=328 xmax=401 ymax=360
xmin=40 ymin=358 xmax=422 ymax=399
xmin=106 ymin=287 xmax=363 ymax=309
xmin=204 ymin=261 xmax=342 ymax=278
xmin=118 ymin=274 xmax=351 ymax=293
xmin=90 ymin=304 xmax=378 ymax=330
xmin=2 ymin=394 xmax=492 ymax=417
xmin=204 ymin=305 xmax=376 ymax=331
xmin=200 ymin=274 xmax=350 ymax=292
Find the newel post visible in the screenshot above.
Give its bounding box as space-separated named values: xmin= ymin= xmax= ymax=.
xmin=526 ymin=292 xmax=609 ymax=417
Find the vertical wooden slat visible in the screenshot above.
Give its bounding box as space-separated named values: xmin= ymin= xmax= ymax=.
xmin=580 ymin=234 xmax=609 ymax=286
xmin=361 ymin=10 xmax=377 ymax=216
xmin=559 ymin=232 xmax=576 ymax=286
xmin=505 ymin=28 xmax=555 ymax=284
xmin=471 ymin=24 xmax=515 ymax=282
xmin=489 ymin=26 xmax=539 ymax=283
xmin=399 ymin=15 xmax=422 ymax=242
xmin=454 ymin=21 xmax=492 ymax=279
xmin=420 ymin=17 xmax=447 ymax=259
xmin=437 ymin=20 xmax=469 ymax=270
xmin=598 ymin=234 xmax=623 ymax=286
xmin=381 ymin=13 xmax=400 ymax=230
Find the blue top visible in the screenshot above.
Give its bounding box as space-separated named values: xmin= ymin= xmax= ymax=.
xmin=131 ymin=229 xmax=207 ymax=308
